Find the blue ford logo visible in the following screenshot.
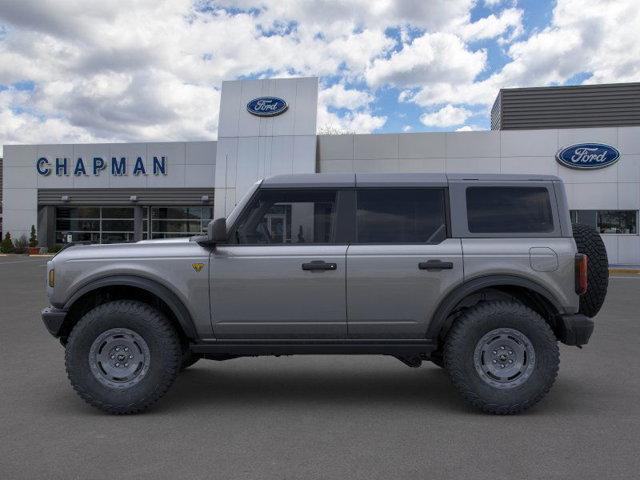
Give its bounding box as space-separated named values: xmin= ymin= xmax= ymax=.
xmin=556 ymin=143 xmax=620 ymax=170
xmin=247 ymin=97 xmax=288 ymax=117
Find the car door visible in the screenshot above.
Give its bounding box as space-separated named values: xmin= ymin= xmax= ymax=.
xmin=210 ymin=188 xmax=349 ymax=339
xmin=346 ymin=187 xmax=463 ymax=338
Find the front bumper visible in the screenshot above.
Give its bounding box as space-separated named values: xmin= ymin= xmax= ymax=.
xmin=556 ymin=313 xmax=594 ymax=346
xmin=42 ymin=306 xmax=67 ymax=337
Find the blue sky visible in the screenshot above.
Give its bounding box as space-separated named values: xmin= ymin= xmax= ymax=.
xmin=0 ymin=0 xmax=637 ymax=150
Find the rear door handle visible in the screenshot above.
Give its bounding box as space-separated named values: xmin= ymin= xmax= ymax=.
xmin=419 ymin=260 xmax=453 ymax=271
xmin=302 ymin=260 xmax=338 ymax=271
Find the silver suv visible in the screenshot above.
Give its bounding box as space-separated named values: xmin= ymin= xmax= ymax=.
xmin=42 ymin=173 xmax=608 ymax=414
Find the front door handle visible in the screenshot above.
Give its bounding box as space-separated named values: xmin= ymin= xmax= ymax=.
xmin=302 ymin=260 xmax=338 ymax=271
xmin=419 ymin=260 xmax=453 ymax=271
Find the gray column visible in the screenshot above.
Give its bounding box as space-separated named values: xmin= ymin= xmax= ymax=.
xmin=37 ymin=205 xmax=56 ymax=248
xmin=133 ymin=206 xmax=144 ymax=241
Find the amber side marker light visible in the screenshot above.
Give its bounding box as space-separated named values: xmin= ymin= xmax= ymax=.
xmin=48 ymin=269 xmax=55 ymax=288
xmin=575 ymin=254 xmax=588 ymax=295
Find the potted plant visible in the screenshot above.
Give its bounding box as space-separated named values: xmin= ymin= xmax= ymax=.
xmin=1 ymin=232 xmax=15 ymax=253
xmin=28 ymin=225 xmax=40 ymax=255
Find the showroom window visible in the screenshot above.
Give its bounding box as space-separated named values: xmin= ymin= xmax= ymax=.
xmin=570 ymin=210 xmax=638 ymax=234
xmin=232 ymin=189 xmax=337 ymax=244
xmin=466 ymin=186 xmax=554 ymax=233
xmin=356 ymin=188 xmax=446 ymax=243
xmin=56 ymin=207 xmax=135 ymax=244
xmin=145 ymin=206 xmax=213 ymax=239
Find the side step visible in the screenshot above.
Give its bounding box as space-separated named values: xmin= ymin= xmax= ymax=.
xmin=190 ymin=339 xmax=437 ymax=357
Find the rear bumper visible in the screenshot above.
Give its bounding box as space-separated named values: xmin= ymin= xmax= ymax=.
xmin=42 ymin=306 xmax=67 ymax=337
xmin=557 ymin=313 xmax=594 ymax=346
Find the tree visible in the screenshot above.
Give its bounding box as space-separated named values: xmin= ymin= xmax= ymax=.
xmin=29 ymin=225 xmax=38 ymax=248
xmin=1 ymin=232 xmax=15 ymax=253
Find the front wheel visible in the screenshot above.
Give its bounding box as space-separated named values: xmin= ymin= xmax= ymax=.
xmin=444 ymin=301 xmax=559 ymax=414
xmin=65 ymin=300 xmax=181 ymax=414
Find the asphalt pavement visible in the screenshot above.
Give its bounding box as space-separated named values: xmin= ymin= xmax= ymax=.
xmin=1 ymin=255 xmax=639 ymax=479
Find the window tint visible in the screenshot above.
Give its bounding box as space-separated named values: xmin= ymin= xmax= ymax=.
xmin=233 ymin=189 xmax=337 ymax=244
xmin=356 ymin=189 xmax=447 ymax=243
xmin=466 ymin=187 xmax=554 ymax=233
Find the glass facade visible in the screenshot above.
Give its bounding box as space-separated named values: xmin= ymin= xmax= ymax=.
xmin=55 ymin=207 xmax=133 ymax=244
xmin=145 ymin=206 xmax=213 ymax=239
xmin=56 ymin=206 xmax=213 ymax=244
xmin=570 ymin=210 xmax=638 ymax=234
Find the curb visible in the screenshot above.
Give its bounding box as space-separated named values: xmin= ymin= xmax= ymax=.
xmin=609 ymin=268 xmax=640 ymax=275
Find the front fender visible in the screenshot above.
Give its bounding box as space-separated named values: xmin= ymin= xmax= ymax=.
xmin=62 ymin=274 xmax=198 ymax=339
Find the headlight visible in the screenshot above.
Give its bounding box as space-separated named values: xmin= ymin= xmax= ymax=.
xmin=48 ymin=269 xmax=55 ymax=288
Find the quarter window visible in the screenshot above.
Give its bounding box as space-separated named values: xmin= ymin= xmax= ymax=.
xmin=233 ymin=189 xmax=337 ymax=244
xmin=466 ymin=187 xmax=554 ymax=234
xmin=356 ymin=188 xmax=447 ymax=243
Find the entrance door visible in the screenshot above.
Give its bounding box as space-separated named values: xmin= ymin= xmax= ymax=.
xmin=211 ymin=188 xmax=348 ymax=338
xmin=346 ymin=188 xmax=463 ymax=338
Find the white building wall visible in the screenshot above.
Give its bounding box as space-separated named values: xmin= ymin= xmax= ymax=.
xmin=214 ymin=77 xmax=318 ymax=218
xmin=318 ymin=126 xmax=640 ymax=265
xmin=2 ymin=141 xmax=216 ymax=242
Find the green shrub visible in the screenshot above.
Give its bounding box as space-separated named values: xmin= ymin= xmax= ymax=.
xmin=48 ymin=244 xmax=64 ymax=254
xmin=29 ymin=225 xmax=38 ymax=248
xmin=13 ymin=235 xmax=29 ymax=254
xmin=1 ymin=233 xmax=15 ymax=253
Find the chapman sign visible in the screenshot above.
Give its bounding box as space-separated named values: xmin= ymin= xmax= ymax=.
xmin=246 ymin=97 xmax=288 ymax=117
xmin=36 ymin=156 xmax=168 ymax=177
xmin=556 ymin=143 xmax=620 ymax=170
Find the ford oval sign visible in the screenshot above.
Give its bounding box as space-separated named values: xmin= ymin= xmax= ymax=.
xmin=247 ymin=97 xmax=288 ymax=117
xmin=556 ymin=143 xmax=620 ymax=170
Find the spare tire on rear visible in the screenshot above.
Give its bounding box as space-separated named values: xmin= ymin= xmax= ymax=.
xmin=572 ymin=223 xmax=608 ymax=317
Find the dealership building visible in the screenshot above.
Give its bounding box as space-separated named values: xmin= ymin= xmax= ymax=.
xmin=1 ymin=78 xmax=640 ymax=264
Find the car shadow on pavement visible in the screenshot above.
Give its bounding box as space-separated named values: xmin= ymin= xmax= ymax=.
xmin=156 ymin=362 xmax=478 ymax=415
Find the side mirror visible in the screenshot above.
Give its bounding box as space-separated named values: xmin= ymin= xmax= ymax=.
xmin=208 ymin=217 xmax=227 ymax=244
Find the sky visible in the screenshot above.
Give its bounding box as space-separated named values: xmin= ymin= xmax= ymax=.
xmin=0 ymin=0 xmax=638 ymax=154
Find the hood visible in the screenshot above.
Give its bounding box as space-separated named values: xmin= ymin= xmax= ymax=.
xmin=53 ymin=236 xmax=199 ymax=262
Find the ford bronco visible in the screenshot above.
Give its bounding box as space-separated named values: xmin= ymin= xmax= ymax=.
xmin=42 ymin=173 xmax=608 ymax=414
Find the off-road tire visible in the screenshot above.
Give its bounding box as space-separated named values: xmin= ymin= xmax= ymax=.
xmin=430 ymin=350 xmax=444 ymax=368
xmin=572 ymin=223 xmax=609 ymax=317
xmin=180 ymin=350 xmax=201 ymax=371
xmin=444 ymin=301 xmax=559 ymax=415
xmin=65 ymin=300 xmax=181 ymax=414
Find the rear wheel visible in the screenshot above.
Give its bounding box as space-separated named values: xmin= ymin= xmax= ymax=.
xmin=444 ymin=301 xmax=559 ymax=414
xmin=65 ymin=300 xmax=181 ymax=414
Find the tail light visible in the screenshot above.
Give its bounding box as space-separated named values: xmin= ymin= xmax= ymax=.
xmin=575 ymin=254 xmax=588 ymax=295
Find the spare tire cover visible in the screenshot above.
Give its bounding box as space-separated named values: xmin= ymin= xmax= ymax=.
xmin=572 ymin=223 xmax=609 ymax=317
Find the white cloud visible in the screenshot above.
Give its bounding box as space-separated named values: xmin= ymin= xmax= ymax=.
xmin=366 ymin=32 xmax=486 ymax=88
xmin=317 ymin=106 xmax=386 ymax=134
xmin=319 ymin=84 xmax=373 ymax=110
xmin=0 ymin=0 xmax=638 ymax=146
xmin=459 ymin=8 xmax=523 ymax=42
xmin=420 ymin=105 xmax=472 ymax=127
xmin=403 ymin=0 xmax=640 ymax=111
xmin=484 ymin=0 xmax=507 ymax=7
xmin=456 ymin=125 xmax=484 ymax=131
xmin=402 ymin=125 xmax=413 ymax=132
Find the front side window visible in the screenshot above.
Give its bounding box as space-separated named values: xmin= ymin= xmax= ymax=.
xmin=466 ymin=187 xmax=554 ymax=234
xmin=356 ymin=188 xmax=447 ymax=243
xmin=233 ymin=189 xmax=337 ymax=244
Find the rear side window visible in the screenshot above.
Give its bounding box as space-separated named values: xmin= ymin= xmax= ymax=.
xmin=466 ymin=186 xmax=554 ymax=233
xmin=356 ymin=188 xmax=447 ymax=243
